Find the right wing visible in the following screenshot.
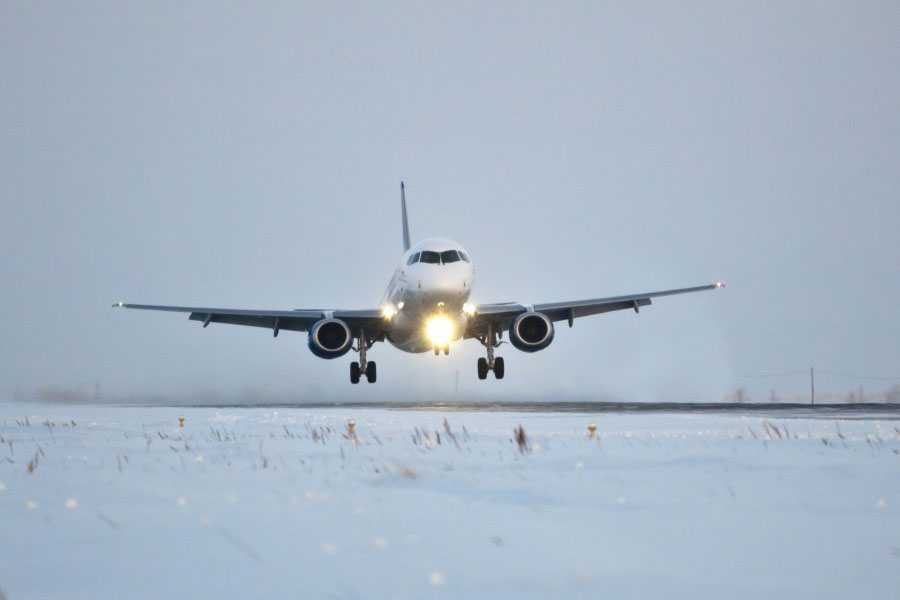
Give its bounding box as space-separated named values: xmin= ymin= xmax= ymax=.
xmin=113 ymin=303 xmax=389 ymax=339
xmin=465 ymin=282 xmax=723 ymax=337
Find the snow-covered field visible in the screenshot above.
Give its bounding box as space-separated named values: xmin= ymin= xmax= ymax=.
xmin=1 ymin=404 xmax=898 ymax=599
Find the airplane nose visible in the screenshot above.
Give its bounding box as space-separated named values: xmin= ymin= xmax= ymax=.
xmin=423 ymin=281 xmax=461 ymax=300
xmin=420 ymin=272 xmax=469 ymax=305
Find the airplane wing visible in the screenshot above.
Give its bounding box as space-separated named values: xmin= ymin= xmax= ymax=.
xmin=113 ymin=303 xmax=389 ymax=340
xmin=465 ymin=282 xmax=723 ymax=338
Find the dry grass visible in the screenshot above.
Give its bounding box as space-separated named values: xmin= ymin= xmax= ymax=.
xmin=514 ymin=425 xmax=528 ymax=453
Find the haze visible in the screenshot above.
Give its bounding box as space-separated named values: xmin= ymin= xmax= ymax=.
xmin=1 ymin=2 xmax=897 ymax=403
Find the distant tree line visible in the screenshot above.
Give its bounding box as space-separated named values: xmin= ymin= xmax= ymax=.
xmin=726 ymin=384 xmax=900 ymax=404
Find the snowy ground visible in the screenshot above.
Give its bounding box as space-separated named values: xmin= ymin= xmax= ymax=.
xmin=1 ymin=404 xmax=898 ymax=599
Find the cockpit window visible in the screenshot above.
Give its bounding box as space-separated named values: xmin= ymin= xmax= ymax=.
xmin=407 ymin=252 xmax=420 ymax=265
xmin=419 ymin=250 xmax=440 ymax=264
xmin=440 ymin=250 xmax=461 ymax=264
xmin=458 ymin=251 xmax=470 ymax=263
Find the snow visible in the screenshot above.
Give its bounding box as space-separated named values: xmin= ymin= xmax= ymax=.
xmin=1 ymin=405 xmax=898 ymax=599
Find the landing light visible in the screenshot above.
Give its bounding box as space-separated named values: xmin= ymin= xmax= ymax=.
xmin=382 ymin=305 xmax=397 ymax=320
xmin=463 ymin=302 xmax=476 ymax=316
xmin=426 ymin=315 xmax=454 ymax=347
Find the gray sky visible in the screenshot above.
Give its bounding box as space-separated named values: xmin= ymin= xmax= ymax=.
xmin=1 ymin=2 xmax=898 ymax=403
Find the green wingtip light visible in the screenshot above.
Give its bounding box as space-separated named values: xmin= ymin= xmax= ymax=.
xmin=117 ymin=302 xmax=124 ymax=307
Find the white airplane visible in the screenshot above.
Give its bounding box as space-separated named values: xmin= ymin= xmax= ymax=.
xmin=115 ymin=183 xmax=723 ymax=383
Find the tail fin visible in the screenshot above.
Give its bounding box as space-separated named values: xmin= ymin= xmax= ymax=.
xmin=401 ymin=181 xmax=411 ymax=252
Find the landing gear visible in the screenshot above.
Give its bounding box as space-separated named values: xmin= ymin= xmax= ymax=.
xmin=433 ymin=344 xmax=449 ymax=356
xmin=476 ymin=323 xmax=505 ymax=380
xmin=477 ymin=357 xmax=488 ymax=380
xmin=493 ymin=356 xmax=504 ymax=379
xmin=351 ymin=327 xmax=377 ymax=384
xmin=351 ymin=360 xmax=376 ymax=384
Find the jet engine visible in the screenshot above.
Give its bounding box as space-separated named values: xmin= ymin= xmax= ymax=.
xmin=509 ymin=312 xmax=554 ymax=352
xmin=307 ymin=318 xmax=353 ymax=359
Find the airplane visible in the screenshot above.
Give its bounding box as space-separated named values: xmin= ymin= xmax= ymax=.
xmin=115 ymin=183 xmax=724 ymax=383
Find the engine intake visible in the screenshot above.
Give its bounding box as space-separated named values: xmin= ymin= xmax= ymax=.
xmin=509 ymin=312 xmax=554 ymax=352
xmin=307 ymin=318 xmax=353 ymax=359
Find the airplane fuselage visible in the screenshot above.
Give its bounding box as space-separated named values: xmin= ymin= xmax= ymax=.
xmin=381 ymin=237 xmax=475 ymax=353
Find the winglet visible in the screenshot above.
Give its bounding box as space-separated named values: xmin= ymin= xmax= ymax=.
xmin=401 ymin=181 xmax=411 ymax=252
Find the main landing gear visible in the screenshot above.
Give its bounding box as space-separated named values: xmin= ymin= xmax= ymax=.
xmin=477 ymin=323 xmax=504 ymax=380
xmin=351 ymin=328 xmax=376 ymax=384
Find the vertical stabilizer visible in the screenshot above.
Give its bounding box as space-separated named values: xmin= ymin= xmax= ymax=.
xmin=401 ymin=181 xmax=411 ymax=252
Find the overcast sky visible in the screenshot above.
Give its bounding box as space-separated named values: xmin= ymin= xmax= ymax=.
xmin=1 ymin=2 xmax=897 ymax=403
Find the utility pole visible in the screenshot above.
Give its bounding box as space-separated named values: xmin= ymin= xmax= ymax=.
xmin=810 ymin=367 xmax=815 ymax=405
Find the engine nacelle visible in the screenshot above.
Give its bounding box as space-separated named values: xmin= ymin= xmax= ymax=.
xmin=509 ymin=312 xmax=554 ymax=352
xmin=307 ymin=318 xmax=353 ymax=359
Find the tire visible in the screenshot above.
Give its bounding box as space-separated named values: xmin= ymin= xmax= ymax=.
xmin=443 ymin=345 xmax=449 ymax=355
xmin=350 ymin=361 xmax=361 ymax=384
xmin=494 ymin=356 xmax=505 ymax=379
xmin=366 ymin=361 xmax=377 ymax=383
xmin=477 ymin=357 xmax=488 ymax=380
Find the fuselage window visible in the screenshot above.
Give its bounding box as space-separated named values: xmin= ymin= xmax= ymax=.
xmin=407 ymin=252 xmax=420 ymax=265
xmin=419 ymin=250 xmax=440 ymax=264
xmin=440 ymin=250 xmax=461 ymax=264
xmin=458 ymin=251 xmax=470 ymax=263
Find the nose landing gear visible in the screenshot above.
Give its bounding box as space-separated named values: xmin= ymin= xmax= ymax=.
xmin=351 ymin=328 xmax=376 ymax=384
xmin=476 ymin=323 xmax=504 ymax=380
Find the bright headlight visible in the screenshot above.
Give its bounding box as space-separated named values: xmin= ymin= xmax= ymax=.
xmin=382 ymin=305 xmax=397 ymax=320
xmin=426 ymin=315 xmax=454 ymax=347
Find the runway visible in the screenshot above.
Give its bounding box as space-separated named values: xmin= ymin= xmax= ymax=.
xmin=159 ymin=400 xmax=900 ymax=419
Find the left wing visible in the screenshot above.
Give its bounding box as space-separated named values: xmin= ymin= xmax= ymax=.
xmin=113 ymin=303 xmax=389 ymax=340
xmin=465 ymin=282 xmax=723 ymax=337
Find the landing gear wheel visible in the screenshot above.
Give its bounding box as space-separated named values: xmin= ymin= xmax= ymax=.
xmin=477 ymin=357 xmax=488 ymax=380
xmin=366 ymin=361 xmax=377 ymax=383
xmin=493 ymin=357 xmax=505 ymax=379
xmin=350 ymin=361 xmax=361 ymax=384
xmin=443 ymin=345 xmax=449 ymax=355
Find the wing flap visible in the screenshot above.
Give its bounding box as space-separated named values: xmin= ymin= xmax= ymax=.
xmin=537 ymin=298 xmax=653 ymax=322
xmin=187 ymin=312 xmax=310 ymax=332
